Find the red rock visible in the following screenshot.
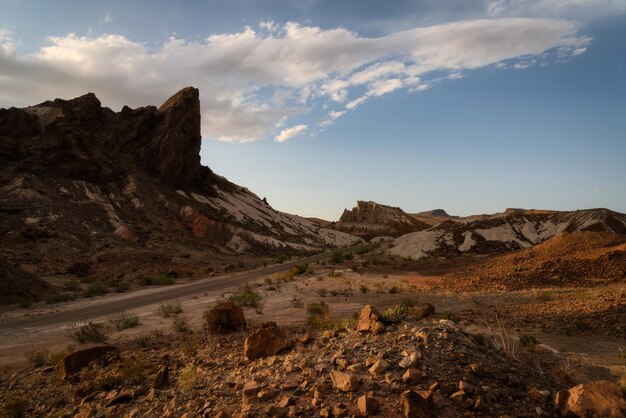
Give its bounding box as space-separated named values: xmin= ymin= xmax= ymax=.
xmin=559 ymin=380 xmax=626 ymax=418
xmin=56 ymin=345 xmax=117 ymax=380
xmin=204 ymin=300 xmax=246 ymax=333
xmin=244 ymin=322 xmax=292 ymax=360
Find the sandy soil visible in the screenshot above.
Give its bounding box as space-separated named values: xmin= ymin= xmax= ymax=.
xmin=2 ymin=265 xmax=623 ymax=385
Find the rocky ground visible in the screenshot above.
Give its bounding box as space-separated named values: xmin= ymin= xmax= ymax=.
xmin=3 ymin=301 xmax=625 ymax=418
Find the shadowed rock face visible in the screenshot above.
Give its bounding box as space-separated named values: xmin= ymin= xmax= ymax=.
xmin=0 ymin=89 xmax=359 ymax=294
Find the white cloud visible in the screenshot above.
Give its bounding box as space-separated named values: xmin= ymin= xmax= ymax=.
xmin=259 ymin=20 xmax=278 ymax=32
xmin=100 ymin=12 xmax=112 ymax=25
xmin=274 ymin=124 xmax=308 ymax=142
xmin=0 ymin=18 xmax=590 ymax=142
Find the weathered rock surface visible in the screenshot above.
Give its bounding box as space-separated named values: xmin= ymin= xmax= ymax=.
xmin=557 ymin=380 xmax=626 ymax=418
xmin=56 ymin=345 xmax=117 ymax=380
xmin=357 ymin=304 xmax=385 ymax=335
xmin=244 ymin=322 xmax=292 ymax=360
xmin=332 ymin=200 xmax=430 ymax=240
xmin=204 ymin=300 xmax=246 ymax=333
xmin=0 ymin=89 xmax=360 ymax=304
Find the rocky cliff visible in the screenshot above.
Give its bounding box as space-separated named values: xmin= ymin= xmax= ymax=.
xmin=331 ymin=201 xmax=430 ymax=240
xmin=0 ymin=88 xmax=359 ymax=286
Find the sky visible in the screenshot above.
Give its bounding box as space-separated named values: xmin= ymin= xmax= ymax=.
xmin=1 ymin=1 xmax=625 ymax=219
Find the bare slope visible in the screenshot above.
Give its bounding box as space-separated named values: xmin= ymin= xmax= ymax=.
xmin=0 ymin=88 xmax=359 ymax=290
xmin=389 ymin=208 xmax=626 ymax=259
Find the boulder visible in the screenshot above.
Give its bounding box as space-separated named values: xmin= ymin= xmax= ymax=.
xmin=153 ymin=365 xmax=169 ymax=389
xmin=558 ymin=380 xmax=626 ymax=418
xmin=204 ymin=300 xmax=246 ymax=333
xmin=244 ymin=322 xmax=292 ymax=360
xmin=411 ymin=303 xmax=435 ymax=319
xmin=330 ymin=370 xmax=359 ymax=392
xmin=357 ymin=305 xmax=385 ymax=335
xmin=356 ymin=395 xmax=380 ymax=416
xmin=400 ymin=390 xmax=431 ymax=418
xmin=56 ymin=345 xmax=117 ymax=380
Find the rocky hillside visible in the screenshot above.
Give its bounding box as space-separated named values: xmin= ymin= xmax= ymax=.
xmin=3 ymin=303 xmax=624 ymax=417
xmin=455 ymin=231 xmax=626 ymax=289
xmin=388 ymin=208 xmax=626 ymax=259
xmin=410 ymin=209 xmax=458 ymax=227
xmin=0 ymin=88 xmax=359 ymax=284
xmin=331 ymin=201 xmax=430 ymax=240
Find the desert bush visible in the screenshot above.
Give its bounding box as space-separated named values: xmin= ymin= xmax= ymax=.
xmin=316 ymin=288 xmax=328 ymax=297
xmin=442 ymin=310 xmax=460 ymax=324
xmin=83 ymin=280 xmax=108 ymax=298
xmin=177 ymin=364 xmax=200 ymax=391
xmin=274 ymin=254 xmax=290 ymax=264
xmin=388 ymin=286 xmax=400 ymax=294
xmin=1 ymin=392 xmax=28 ymax=418
xmin=25 ymin=347 xmax=49 ymax=368
xmin=534 ymin=290 xmax=553 ymax=302
xmin=290 ymin=296 xmax=304 ymax=308
xmin=64 ymin=279 xmax=81 ymax=291
xmin=157 ymin=301 xmax=183 ymax=318
xmin=306 ymin=301 xmax=333 ymax=330
xmin=343 ymin=252 xmax=354 ymax=261
xmin=519 ymin=334 xmax=539 ymax=347
xmin=109 ymin=312 xmax=141 ymax=331
xmin=400 ymin=297 xmax=418 ymax=308
xmin=173 ymin=315 xmax=191 ymax=333
xmin=330 ymin=250 xmax=344 ymax=264
xmin=264 ymin=278 xmax=273 ymax=285
xmin=120 ymin=355 xmax=147 ymax=384
xmin=359 ymin=284 xmax=369 ymax=293
xmin=17 ymin=297 xmax=32 ymax=309
xmin=70 ymin=322 xmax=107 ymax=343
xmin=132 ymin=330 xmax=165 ymax=349
xmin=253 ymin=300 xmax=265 ymax=314
xmin=148 ymin=273 xmax=177 ymax=286
xmin=382 ymin=274 xmax=389 ymax=279
xmin=229 ymin=286 xmax=262 ymax=307
xmin=381 ymin=304 xmax=411 ymax=321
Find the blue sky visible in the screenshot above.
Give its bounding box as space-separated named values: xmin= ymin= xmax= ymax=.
xmin=1 ymin=1 xmax=625 ymax=219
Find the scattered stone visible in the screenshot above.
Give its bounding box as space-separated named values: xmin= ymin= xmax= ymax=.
xmin=244 ymin=322 xmax=292 ymax=360
xmin=154 ymin=365 xmax=169 ymax=389
xmin=242 ymin=381 xmax=260 ymax=405
xmin=400 ymin=390 xmax=431 ymax=418
xmin=56 ymin=345 xmax=117 ymax=380
xmin=558 ymin=380 xmax=626 ymax=418
xmin=204 ymin=300 xmax=246 ymax=333
xmin=356 ymin=395 xmax=380 ymax=416
xmin=402 ymin=368 xmax=422 ymax=385
xmin=368 ymin=358 xmax=389 ymax=375
xmin=330 ymin=370 xmax=359 ymax=392
xmin=357 ymin=305 xmax=385 ymax=335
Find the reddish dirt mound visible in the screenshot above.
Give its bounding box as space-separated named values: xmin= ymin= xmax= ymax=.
xmin=456 ymin=232 xmax=626 ymax=289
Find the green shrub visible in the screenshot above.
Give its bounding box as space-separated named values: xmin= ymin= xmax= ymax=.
xmin=343 ymin=252 xmax=354 ymax=261
xmin=442 ymin=310 xmax=460 ymax=324
xmin=157 ymin=301 xmax=183 ymax=318
xmin=109 ymin=312 xmax=141 ymax=331
xmin=274 ymin=254 xmax=290 ymax=264
xmin=306 ymin=301 xmax=333 ymax=330
xmin=229 ymin=287 xmax=262 ymax=307
xmin=70 ymin=322 xmax=107 ymax=343
xmin=381 ymin=304 xmax=411 ymax=321
xmin=173 ymin=315 xmax=191 ymax=333
xmin=83 ymin=280 xmax=108 ymax=297
xmin=64 ymin=279 xmax=81 ymax=291
xmin=149 ymin=273 xmax=176 ymax=286
xmin=519 ymin=334 xmax=539 ymax=347
xmin=331 ymin=250 xmax=344 ymax=264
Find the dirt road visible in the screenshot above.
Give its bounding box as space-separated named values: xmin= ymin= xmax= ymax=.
xmin=0 ymin=251 xmax=332 ymax=333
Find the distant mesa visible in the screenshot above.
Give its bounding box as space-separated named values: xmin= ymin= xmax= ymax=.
xmin=330 ymin=200 xmax=430 ymax=240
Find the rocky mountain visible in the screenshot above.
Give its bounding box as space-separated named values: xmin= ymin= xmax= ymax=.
xmin=410 ymin=209 xmax=459 ymax=227
xmin=330 ymin=201 xmax=430 ymax=240
xmin=0 ymin=88 xmax=359 ymax=284
xmin=389 ymin=208 xmax=626 ymax=259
